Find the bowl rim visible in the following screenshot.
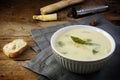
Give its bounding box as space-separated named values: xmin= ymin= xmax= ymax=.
xmin=50 ymin=25 xmax=116 ymax=62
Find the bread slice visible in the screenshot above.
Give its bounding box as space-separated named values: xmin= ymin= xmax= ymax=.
xmin=3 ymin=39 xmax=28 ymax=58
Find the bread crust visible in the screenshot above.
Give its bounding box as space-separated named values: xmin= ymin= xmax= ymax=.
xmin=3 ymin=39 xmax=28 ymax=58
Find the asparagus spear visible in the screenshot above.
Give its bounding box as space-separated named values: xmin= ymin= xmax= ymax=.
xmin=33 ymin=13 xmax=57 ymax=21
xmin=40 ymin=0 xmax=84 ymax=15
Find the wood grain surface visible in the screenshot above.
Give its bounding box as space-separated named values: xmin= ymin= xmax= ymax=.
xmin=0 ymin=0 xmax=119 ymax=80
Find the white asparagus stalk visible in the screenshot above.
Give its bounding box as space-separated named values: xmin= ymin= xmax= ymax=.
xmin=40 ymin=0 xmax=84 ymax=15
xmin=33 ymin=13 xmax=57 ymax=21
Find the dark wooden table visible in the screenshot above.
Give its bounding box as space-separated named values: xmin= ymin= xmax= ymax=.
xmin=0 ymin=0 xmax=119 ymax=80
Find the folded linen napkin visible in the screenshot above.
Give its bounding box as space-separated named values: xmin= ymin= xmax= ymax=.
xmin=24 ymin=14 xmax=120 ymax=80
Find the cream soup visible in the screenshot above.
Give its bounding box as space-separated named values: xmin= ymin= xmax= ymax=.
xmin=55 ymin=28 xmax=112 ymax=60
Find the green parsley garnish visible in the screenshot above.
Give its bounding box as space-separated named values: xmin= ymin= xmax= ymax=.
xmin=92 ymin=49 xmax=99 ymax=55
xmin=57 ymin=41 xmax=64 ymax=47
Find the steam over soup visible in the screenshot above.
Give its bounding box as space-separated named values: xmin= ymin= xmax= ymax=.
xmin=55 ymin=28 xmax=112 ymax=60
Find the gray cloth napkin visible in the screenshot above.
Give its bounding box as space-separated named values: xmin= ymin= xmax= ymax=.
xmin=24 ymin=14 xmax=120 ymax=80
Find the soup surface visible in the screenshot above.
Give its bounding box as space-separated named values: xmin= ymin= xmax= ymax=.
xmin=55 ymin=28 xmax=111 ymax=60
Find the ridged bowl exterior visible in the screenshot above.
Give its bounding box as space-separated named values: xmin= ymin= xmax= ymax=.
xmin=52 ymin=50 xmax=112 ymax=73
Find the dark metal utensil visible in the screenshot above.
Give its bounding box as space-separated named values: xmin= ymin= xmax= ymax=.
xmin=69 ymin=5 xmax=109 ymax=18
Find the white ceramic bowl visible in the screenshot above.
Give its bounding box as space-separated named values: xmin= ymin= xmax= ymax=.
xmin=50 ymin=25 xmax=116 ymax=73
